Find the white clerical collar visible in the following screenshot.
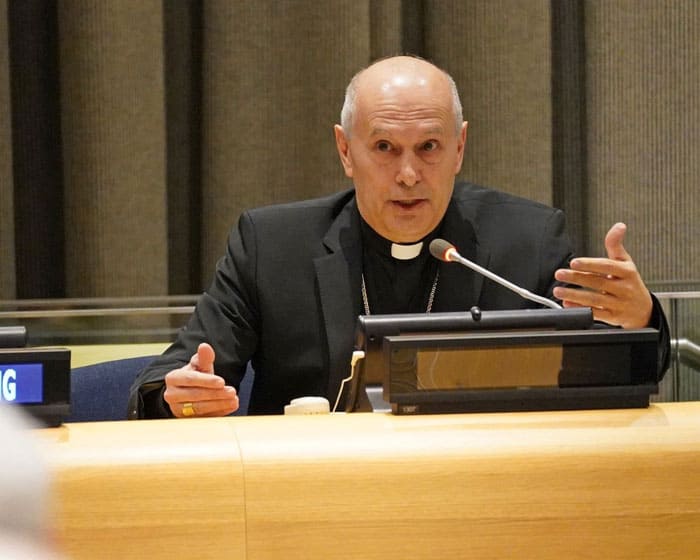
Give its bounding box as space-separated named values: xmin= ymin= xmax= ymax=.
xmin=391 ymin=241 xmax=424 ymax=260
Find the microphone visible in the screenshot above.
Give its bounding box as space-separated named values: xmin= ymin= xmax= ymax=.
xmin=429 ymin=238 xmax=562 ymax=310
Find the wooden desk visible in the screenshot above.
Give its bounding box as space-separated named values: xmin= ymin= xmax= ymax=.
xmin=37 ymin=419 xmax=245 ymax=558
xmin=34 ymin=403 xmax=700 ymax=559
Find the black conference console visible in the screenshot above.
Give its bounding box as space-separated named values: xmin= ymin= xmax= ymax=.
xmin=347 ymin=308 xmax=661 ymax=414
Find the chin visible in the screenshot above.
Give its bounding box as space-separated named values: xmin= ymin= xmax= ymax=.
xmin=387 ymin=230 xmax=429 ymax=244
xmin=391 ymin=223 xmax=434 ymax=243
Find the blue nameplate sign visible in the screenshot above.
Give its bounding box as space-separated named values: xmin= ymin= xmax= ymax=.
xmin=0 ymin=349 xmax=71 ymax=426
xmin=0 ymin=363 xmax=43 ymax=403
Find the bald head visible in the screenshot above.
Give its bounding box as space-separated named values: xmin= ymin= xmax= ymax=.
xmin=340 ymin=56 xmax=463 ymax=138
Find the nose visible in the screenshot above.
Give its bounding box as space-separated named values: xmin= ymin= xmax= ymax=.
xmin=395 ymin=153 xmax=420 ymax=187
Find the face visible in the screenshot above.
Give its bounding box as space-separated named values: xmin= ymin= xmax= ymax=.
xmin=335 ymin=61 xmax=467 ymax=243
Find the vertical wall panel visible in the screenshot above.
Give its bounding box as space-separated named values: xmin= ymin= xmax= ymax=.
xmin=551 ymin=0 xmax=589 ymax=256
xmin=585 ymin=1 xmax=700 ymax=285
xmin=7 ymin=1 xmax=64 ymax=298
xmin=164 ymin=2 xmax=202 ymax=295
xmin=58 ymin=1 xmax=168 ymax=297
xmin=200 ymin=1 xmax=370 ymax=280
xmin=0 ymin=0 xmax=15 ymax=298
xmin=424 ymin=0 xmax=553 ymax=205
xmin=370 ymin=0 xmax=403 ymax=60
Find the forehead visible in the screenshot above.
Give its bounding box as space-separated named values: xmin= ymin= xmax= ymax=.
xmin=353 ymin=67 xmax=454 ymax=135
xmin=365 ymin=107 xmax=451 ymax=138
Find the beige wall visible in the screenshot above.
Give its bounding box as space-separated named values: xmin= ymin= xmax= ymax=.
xmin=2 ymin=1 xmax=699 ymax=298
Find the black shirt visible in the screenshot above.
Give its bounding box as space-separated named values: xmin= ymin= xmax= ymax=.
xmin=359 ymin=218 xmax=441 ymax=315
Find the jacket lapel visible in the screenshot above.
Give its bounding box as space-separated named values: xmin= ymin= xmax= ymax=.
xmin=314 ymin=198 xmax=363 ymax=401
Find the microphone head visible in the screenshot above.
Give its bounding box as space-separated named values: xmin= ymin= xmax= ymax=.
xmin=429 ymin=238 xmax=456 ymax=262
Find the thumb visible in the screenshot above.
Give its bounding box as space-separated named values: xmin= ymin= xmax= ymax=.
xmin=191 ymin=342 xmax=216 ymax=373
xmin=604 ymin=222 xmax=631 ymax=262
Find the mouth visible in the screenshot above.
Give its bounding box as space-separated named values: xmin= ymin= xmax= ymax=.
xmin=391 ymin=199 xmax=427 ymax=210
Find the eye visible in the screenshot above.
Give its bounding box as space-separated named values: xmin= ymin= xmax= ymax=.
xmin=376 ymin=140 xmax=393 ymax=152
xmin=422 ymin=140 xmax=439 ymax=152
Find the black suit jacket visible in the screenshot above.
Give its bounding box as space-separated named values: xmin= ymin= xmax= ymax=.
xmin=129 ymin=182 xmax=669 ymax=417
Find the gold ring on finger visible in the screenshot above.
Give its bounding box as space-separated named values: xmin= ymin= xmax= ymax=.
xmin=182 ymin=402 xmax=196 ymax=417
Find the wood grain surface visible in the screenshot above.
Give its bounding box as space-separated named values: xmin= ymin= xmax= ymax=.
xmin=33 ymin=402 xmax=700 ymax=559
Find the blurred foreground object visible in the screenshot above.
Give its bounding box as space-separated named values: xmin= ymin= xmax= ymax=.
xmin=0 ymin=404 xmax=63 ymax=559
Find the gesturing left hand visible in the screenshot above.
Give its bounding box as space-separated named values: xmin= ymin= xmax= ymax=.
xmin=553 ymin=222 xmax=653 ymax=329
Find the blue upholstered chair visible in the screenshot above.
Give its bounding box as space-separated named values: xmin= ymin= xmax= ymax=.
xmin=67 ymin=356 xmax=253 ymax=422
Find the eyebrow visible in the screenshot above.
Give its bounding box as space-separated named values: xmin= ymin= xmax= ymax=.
xmin=369 ymin=127 xmax=391 ymax=137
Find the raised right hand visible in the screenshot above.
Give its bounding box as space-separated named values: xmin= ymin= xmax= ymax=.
xmin=163 ymin=342 xmax=239 ymax=418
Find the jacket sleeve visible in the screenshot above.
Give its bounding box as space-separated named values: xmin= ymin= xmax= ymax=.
xmin=128 ymin=212 xmax=261 ymax=419
xmin=649 ymin=293 xmax=672 ymax=381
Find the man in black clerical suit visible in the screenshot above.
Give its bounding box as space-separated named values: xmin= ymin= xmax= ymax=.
xmin=129 ymin=56 xmax=669 ymax=418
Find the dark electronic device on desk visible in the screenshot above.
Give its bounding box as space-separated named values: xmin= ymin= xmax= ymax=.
xmin=0 ymin=326 xmax=28 ymax=348
xmin=343 ymin=239 xmax=661 ymax=415
xmin=346 ymin=308 xmax=659 ymax=414
xmin=0 ymin=327 xmax=71 ymax=427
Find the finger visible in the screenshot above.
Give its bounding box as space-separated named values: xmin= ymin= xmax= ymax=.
xmin=165 ymin=367 xmax=226 ymax=389
xmin=165 ymin=386 xmax=238 ymax=418
xmin=181 ymin=395 xmax=240 ymax=418
xmin=560 ymin=300 xmax=588 ymax=309
xmin=190 ymin=342 xmax=216 ymax=373
xmin=165 ymin=383 xmax=237 ymax=403
xmin=563 ymin=302 xmax=625 ymax=327
xmin=555 ymin=268 xmax=613 ymax=293
xmin=589 ymin=307 xmax=618 ymax=325
xmin=563 ymin=257 xmax=637 ymax=280
xmin=553 ymin=286 xmax=614 ymax=310
xmin=604 ymin=222 xmax=631 ymax=262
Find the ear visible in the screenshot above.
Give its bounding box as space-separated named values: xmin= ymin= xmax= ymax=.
xmin=334 ymin=124 xmax=354 ymax=178
xmin=454 ymin=121 xmax=468 ymax=174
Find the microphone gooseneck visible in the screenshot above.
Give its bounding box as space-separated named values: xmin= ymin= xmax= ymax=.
xmin=428 ymin=238 xmax=562 ymax=310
